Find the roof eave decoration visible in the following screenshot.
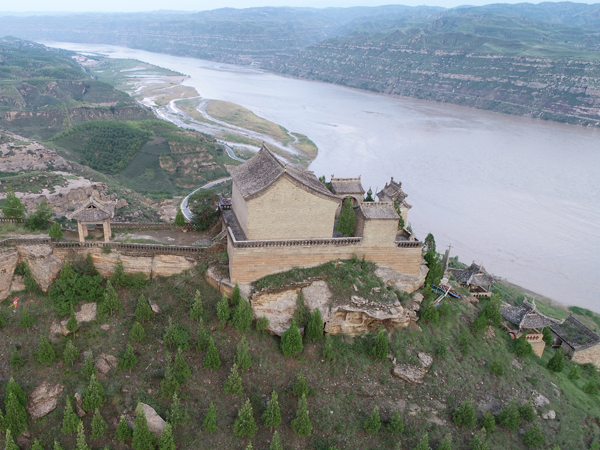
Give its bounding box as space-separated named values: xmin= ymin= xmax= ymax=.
xmin=67 ymin=196 xmax=116 ymax=222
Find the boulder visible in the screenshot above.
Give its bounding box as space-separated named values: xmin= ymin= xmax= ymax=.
xmin=542 ymin=410 xmax=556 ymax=420
xmin=533 ymin=393 xmax=550 ymax=408
xmin=151 ymin=255 xmax=196 ymax=277
xmin=375 ymin=263 xmax=428 ymax=294
xmin=391 ymin=352 xmax=433 ymax=384
xmin=50 ymin=303 xmax=97 ymax=336
xmin=150 ymin=303 xmax=160 ymax=314
xmin=27 ymin=381 xmax=64 ymax=419
xmin=96 ymin=353 xmax=118 ymax=375
xmin=16 ymin=245 xmax=62 ymax=292
xmin=137 ymin=403 xmax=166 ymax=437
xmin=10 ymin=275 xmax=25 ymax=293
xmin=252 ymin=288 xmax=299 ymax=336
xmin=74 ymin=392 xmax=86 ymax=418
xmin=0 ymin=249 xmax=19 ymax=301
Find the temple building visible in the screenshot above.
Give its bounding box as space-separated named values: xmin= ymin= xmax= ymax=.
xmin=67 ymin=196 xmax=116 ymax=243
xmin=550 ymin=316 xmax=600 ymax=367
xmin=223 ymin=145 xmax=424 ymax=285
xmin=377 ymin=177 xmax=411 ymax=225
xmin=449 ymin=263 xmax=496 ymax=298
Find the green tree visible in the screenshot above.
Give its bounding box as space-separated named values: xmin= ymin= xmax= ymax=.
xmin=53 ymin=440 xmax=65 ymax=450
xmin=224 ymin=364 xmax=244 ymax=396
xmin=190 ymin=290 xmax=204 ymax=322
xmin=81 ymin=352 xmax=97 ymax=380
xmin=423 ymin=233 xmax=436 ymax=253
xmin=203 ymin=402 xmax=218 ymax=433
xmin=216 ymin=294 xmax=230 ymax=326
xmin=471 ymin=432 xmax=489 ymax=450
xmin=194 ymin=323 xmax=211 ymax=352
xmin=453 ymin=398 xmax=477 ymax=428
xmin=2 ymin=185 xmax=25 ymax=219
xmin=130 ymin=322 xmax=146 ymax=342
xmin=363 ymin=406 xmax=381 ymax=435
xmin=370 ymin=328 xmax=388 ymax=361
xmin=158 ymin=422 xmax=176 ymax=450
xmin=335 ymin=197 xmax=356 ymax=236
xmin=519 ymin=401 xmax=537 ymax=423
xmin=232 ymin=299 xmax=253 ymax=333
xmin=364 ymin=188 xmax=374 ymax=202
xmin=568 ymin=366 xmax=580 ymax=380
xmin=101 ymin=280 xmax=121 ymax=316
xmin=119 ymin=344 xmax=137 ymax=372
xmin=262 ymin=391 xmax=282 ymax=430
xmin=82 ymin=374 xmax=106 ymax=412
xmin=256 ymin=316 xmax=269 ymax=333
xmin=91 ymin=408 xmax=108 ymax=440
xmin=489 ymin=360 xmax=504 ymax=376
xmin=481 ymin=411 xmax=496 ymax=432
xmin=482 ymin=295 xmax=502 ymax=327
xmin=132 ymin=404 xmax=155 ymax=450
xmin=291 ymin=394 xmax=312 ymax=437
xmin=424 ymin=250 xmax=443 ymax=286
xmin=173 ymin=348 xmax=191 ymax=384
xmin=167 ymin=393 xmax=188 ymax=427
xmin=31 ymin=439 xmax=44 ymax=450
xmin=471 ymin=315 xmax=487 ymax=334
xmin=26 ymin=200 xmax=54 ymax=231
xmin=547 ymin=349 xmax=564 ymax=373
xmin=66 ymin=308 xmax=78 ymax=334
xmin=61 ymin=398 xmax=80 ymax=435
xmin=422 ymin=302 xmax=440 ymax=324
xmin=438 ymin=434 xmax=453 ymax=450
xmin=49 ymin=222 xmax=63 ymax=241
xmin=498 ymin=401 xmax=520 ymax=432
xmin=115 ymin=415 xmax=133 ymax=442
xmin=174 ymin=207 xmax=186 ymax=227
xmin=189 ymin=188 xmax=219 ymax=231
xmin=5 ymin=392 xmax=27 ymax=436
xmin=203 ymin=338 xmax=221 ymax=371
xmin=235 ymin=336 xmax=252 ymax=371
xmin=110 ymin=256 xmax=126 ymax=289
xmin=6 ymin=377 xmax=26 ymax=408
xmin=387 ymin=410 xmax=403 ymax=434
xmin=233 ymin=399 xmax=258 ymax=438
xmin=513 ymin=334 xmax=533 ymax=357
xmin=18 ymin=307 xmax=35 ymax=329
xmin=522 ymin=424 xmax=544 ymax=448
xmin=293 ymin=373 xmax=309 ymax=397
xmin=4 ymin=430 xmax=19 ymax=450
xmin=38 ymin=335 xmax=55 ymax=365
xmin=10 ymin=348 xmax=24 ymax=369
xmin=415 ymin=432 xmax=429 ymax=450
xmin=231 ymin=283 xmax=242 ymax=307
xmin=163 ymin=317 xmax=190 ymax=350
xmin=305 ymin=308 xmax=323 ymax=341
xmin=270 ymin=431 xmax=283 ymax=450
xmin=584 ymin=381 xmax=600 ymax=396
xmin=135 ymin=294 xmax=152 ymax=323
xmin=161 ymin=353 xmax=180 ymax=399
xmin=323 ymin=334 xmax=334 ymax=361
xmin=281 ymin=319 xmax=303 ymax=357
xmin=294 ymin=291 xmax=311 ymax=329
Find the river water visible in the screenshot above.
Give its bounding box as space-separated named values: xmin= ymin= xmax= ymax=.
xmin=45 ymin=42 xmax=600 ymax=312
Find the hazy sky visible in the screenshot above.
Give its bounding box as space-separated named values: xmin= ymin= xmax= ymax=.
xmin=2 ymin=0 xmax=599 ymax=13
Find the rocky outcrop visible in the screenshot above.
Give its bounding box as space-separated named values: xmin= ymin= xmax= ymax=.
xmin=390 ymin=352 xmax=434 ymax=384
xmin=375 ymin=262 xmax=428 ymax=294
xmin=137 ymin=403 xmax=166 ymax=437
xmin=96 ymin=353 xmax=119 ymax=376
xmin=90 ymin=252 xmax=153 ymax=278
xmin=152 ymin=255 xmax=196 ymax=277
xmin=16 ymin=245 xmax=62 ymax=292
xmin=252 ymin=280 xmax=415 ymax=336
xmin=27 ymin=381 xmax=64 ymax=419
xmin=50 ymin=303 xmax=97 ymax=336
xmin=0 ymin=131 xmax=70 ymax=172
xmin=205 ymin=266 xmax=252 ymax=298
xmin=0 ymin=249 xmax=19 ymax=300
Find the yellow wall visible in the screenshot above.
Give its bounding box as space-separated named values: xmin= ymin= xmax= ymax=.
xmin=232 ymin=182 xmax=249 ymax=238
xmin=362 ymin=219 xmax=398 ymax=246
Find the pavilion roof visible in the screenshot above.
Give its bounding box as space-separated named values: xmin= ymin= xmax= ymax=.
xmin=67 ymin=196 xmax=115 ymax=222
xmin=330 ymin=177 xmax=365 ymax=196
xmin=500 ymin=300 xmax=562 ymax=330
xmin=449 ymin=263 xmax=496 ymax=286
xmin=376 ymin=177 xmax=409 ymax=204
xmin=551 ymin=315 xmax=600 ymax=351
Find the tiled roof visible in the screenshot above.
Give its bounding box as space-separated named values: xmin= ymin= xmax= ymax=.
xmin=449 ymin=263 xmax=496 ymax=286
xmin=551 ymin=315 xmax=600 ymax=351
xmin=67 ymin=196 xmax=115 ymax=222
xmin=359 ymin=202 xmax=400 ymax=220
xmin=330 ymin=177 xmax=365 ymax=196
xmin=500 ymin=300 xmax=562 ymax=330
xmin=227 ymin=145 xmax=338 ymax=201
xmin=377 ymin=177 xmax=408 ymax=203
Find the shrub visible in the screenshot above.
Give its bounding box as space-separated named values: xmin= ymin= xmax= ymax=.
xmin=498 ymin=401 xmax=520 ymax=431
xmin=522 ymin=424 xmax=544 ymax=448
xmin=235 ymin=336 xmax=252 ymax=371
xmin=482 ymin=294 xmax=502 ymax=327
xmin=158 ymin=422 xmax=176 ymax=450
xmin=31 ymin=439 xmax=44 ymax=450
xmin=167 ymin=393 xmax=188 ymax=427
xmin=116 ymin=415 xmax=133 ymax=442
xmin=481 ymin=411 xmax=495 ymax=432
xmin=438 ymin=434 xmax=453 ymax=450
xmin=102 ymin=245 xmax=111 ymax=254
xmin=458 ymin=330 xmax=471 ymax=353
xmin=567 ymin=366 xmax=580 ymax=380
xmin=130 ymin=322 xmax=146 ymax=342
xmin=387 ymin=410 xmax=403 ymax=434
xmin=415 ymin=432 xmax=430 ymax=450
xmin=422 ymin=303 xmax=440 ymax=324
xmin=233 ymin=399 xmax=258 ymax=438
xmin=190 ymin=290 xmax=204 ymax=322
xmin=49 ymin=222 xmax=63 ymax=240
xmin=305 ymin=308 xmax=323 ymax=341
xmin=173 ymin=348 xmax=191 ymax=384
xmin=216 ymin=294 xmax=230 ymax=325
xmin=18 ymin=307 xmax=35 ymax=329
xmin=256 ymin=316 xmax=270 ymax=333
xmin=83 ymin=375 xmax=106 ymax=412
xmin=161 ymin=353 xmax=180 ymax=398
xmin=119 ymin=344 xmax=137 ymax=371
xmin=453 ymin=398 xmax=477 ymax=428
xmin=203 ymin=338 xmax=221 ymax=371
xmin=363 ymin=406 xmax=381 ymax=435
xmin=232 ymin=299 xmax=253 ymax=333
xmin=370 ymin=328 xmax=388 ymax=361
xmin=513 ymin=334 xmax=533 ymax=358
xmin=90 ymin=408 xmax=108 ymax=440
xmin=547 ymin=349 xmax=564 ymax=373
xmin=38 ymin=335 xmax=56 ymax=365
xmin=163 ymin=317 xmax=190 ymax=350
xmin=10 ymin=348 xmax=24 ymax=369
xmin=203 ymin=402 xmax=219 ymax=433
xmin=194 ymin=324 xmax=211 ymax=352
xmin=583 ymin=381 xmax=599 ymax=396
xmin=123 ymin=272 xmax=147 ymax=289
xmin=262 ymin=391 xmax=282 ymax=430
xmin=135 ymin=294 xmax=152 ymax=323
xmin=61 ymin=398 xmax=80 ymax=435
xmin=293 ymin=373 xmax=310 ymax=398
xmin=471 ymin=316 xmax=487 ymax=334
xmin=4 ymin=392 xmax=27 ymax=436
xmin=63 ymin=341 xmax=79 ymax=366
xmin=542 ymin=326 xmax=554 ymax=346
xmin=132 ymin=404 xmax=156 ymax=450
xmin=81 ymin=353 xmax=97 ymax=379
xmin=323 ymin=334 xmax=334 ymax=361
xmin=519 ymin=401 xmax=536 ymax=423
xmin=490 ymin=360 xmax=504 ymax=376
xmin=224 ymin=364 xmax=244 ymax=396
xmin=336 ymin=197 xmax=355 ymax=236
xmin=294 ymin=291 xmax=311 ymax=328
xmin=281 ymin=319 xmax=303 ymax=357
xmin=291 ymin=394 xmax=312 ymax=437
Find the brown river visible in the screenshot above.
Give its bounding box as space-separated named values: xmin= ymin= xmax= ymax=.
xmin=45 ymin=42 xmax=600 ymax=312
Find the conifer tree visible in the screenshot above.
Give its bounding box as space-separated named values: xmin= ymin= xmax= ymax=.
xmin=370 ymin=328 xmax=388 ymax=361
xmin=256 ymin=316 xmax=269 ymax=333
xmin=0 ymin=408 xmax=4 ymax=433
xmin=231 ymin=283 xmax=242 ymax=307
xmin=4 ymin=430 xmax=19 ymax=450
xmin=364 ymin=188 xmax=374 ymax=202
xmin=438 ymin=434 xmax=453 ymax=450
xmin=83 ymin=374 xmax=106 ymax=412
xmin=323 ymin=334 xmax=334 ymax=361
xmin=293 ymin=291 xmax=311 ymax=329
xmin=63 ymin=340 xmax=79 ymax=366
xmin=471 ymin=432 xmax=490 ymax=450
xmin=132 ymin=405 xmax=155 ymax=450
xmin=291 ymin=394 xmax=312 ymax=437
xmin=167 ymin=393 xmax=188 ymax=428
xmin=542 ymin=326 xmax=554 ymax=346
xmin=61 ymin=398 xmax=80 ymax=435
xmin=161 ymin=353 xmax=180 ymax=399
xmin=233 ymin=399 xmax=258 ymax=438
xmin=190 ymin=290 xmax=204 ymax=322
xmin=76 ymin=422 xmax=89 ymax=450
xmin=270 ymin=431 xmax=283 ymax=450
xmin=158 ymin=422 xmax=176 ymax=450
xmin=203 ymin=338 xmax=221 ymax=371
xmin=547 ymin=349 xmax=564 ymax=373
xmin=130 ymin=321 xmax=146 ymax=342
xmin=482 ymin=294 xmax=502 ymax=327
xmin=522 ymin=424 xmax=544 ymax=448
xmin=173 ymin=348 xmax=191 ymax=384
xmin=335 ymin=197 xmax=355 ymax=236
xmin=194 ymin=323 xmax=211 ymax=352
xmin=174 ymin=208 xmax=186 ymax=227
xmin=216 ymin=294 xmax=230 ymax=326
xmin=519 ymin=401 xmax=537 ymax=423
xmin=224 ymin=364 xmax=244 ymax=396
xmin=453 ymin=398 xmax=477 ymax=428
xmin=568 ymin=366 xmax=580 ymax=380
xmin=203 ymin=402 xmax=218 ymax=433
xmin=53 ymin=440 xmax=64 ymax=450
xmin=415 ymin=432 xmax=430 ymax=450
xmin=262 ymin=391 xmax=282 ymax=430
xmin=31 ymin=439 xmax=44 ymax=450
xmin=363 ymin=406 xmax=381 ymax=435
xmin=102 ymin=280 xmax=122 ymax=316
xmin=80 ymin=352 xmax=96 ymax=379
xmin=110 ymin=256 xmax=126 ymax=289
xmin=305 ymin=308 xmax=323 ymax=341
xmin=481 ymin=411 xmax=496 ymax=433
xmin=281 ymin=319 xmax=303 ymax=357
xmin=91 ymin=408 xmax=108 ymax=440
xmin=2 ymin=185 xmax=25 ymax=219
xmin=387 ymin=410 xmax=403 ymax=434
xmin=135 ymin=294 xmax=152 ymax=323
xmin=9 ymin=348 xmax=24 ymax=369
xmin=38 ymin=335 xmax=56 ymax=365
xmin=293 ymin=373 xmax=309 ymax=398
xmin=115 ymin=414 xmax=133 ymax=442
xmin=232 ymin=299 xmax=253 ymax=333
xmin=498 ymin=401 xmax=520 ymax=432
xmin=235 ymin=336 xmax=252 ymax=371
xmin=6 ymin=378 xmax=26 ymax=407
xmin=4 ymin=391 xmax=27 ymax=436
xmin=119 ymin=344 xmax=137 ymax=372
xmin=66 ymin=308 xmax=78 ymax=334
xmin=49 ymin=222 xmax=63 ymax=241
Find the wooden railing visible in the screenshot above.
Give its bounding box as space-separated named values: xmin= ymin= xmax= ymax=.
xmin=0 ymin=218 xmax=26 ymax=223
xmin=53 ymin=241 xmax=206 ymax=254
xmin=110 ymin=222 xmax=182 ymax=231
xmin=396 ymin=240 xmax=422 ymax=248
xmin=227 ymin=227 xmax=362 ymax=248
xmin=0 ymin=237 xmax=51 ymax=247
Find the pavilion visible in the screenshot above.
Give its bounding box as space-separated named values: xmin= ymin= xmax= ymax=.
xmin=67 ymin=196 xmax=116 ymax=243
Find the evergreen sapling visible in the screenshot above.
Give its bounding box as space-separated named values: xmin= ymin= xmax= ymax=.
xmin=194 ymin=323 xmax=211 ymax=352
xmin=66 ymin=308 xmax=78 ymax=334
xmin=63 ymin=340 xmax=79 ymax=367
xmin=363 ymin=406 xmax=381 ymax=435
xmin=291 ymin=394 xmax=312 ymax=437
xmin=82 ymin=374 xmax=106 ymax=412
xmin=369 ymin=328 xmax=388 ymax=361
xmin=161 ymin=353 xmax=180 ymax=398
xmin=481 ymin=411 xmax=496 ymax=433
xmin=81 ymin=352 xmax=97 ymax=379
xmin=158 ymin=422 xmax=176 ymax=450
xmin=293 ymin=373 xmax=309 ymax=397
xmin=262 ymin=391 xmax=282 ymax=429
xmin=270 ymin=431 xmax=283 ymax=450
xmin=167 ymin=393 xmax=188 ymax=427
xmin=322 ymin=334 xmax=334 ymax=361
xmin=231 ymin=283 xmax=242 ymax=307
xmin=203 ymin=402 xmax=218 ymax=433
xmin=4 ymin=391 xmax=27 ymax=436
xmin=116 ymin=414 xmax=133 ymax=442
xmin=10 ymin=348 xmax=24 ymax=369
xmin=135 ymin=294 xmax=152 ymax=323
xmin=31 ymin=439 xmax=44 ymax=450
xmin=438 ymin=434 xmax=453 ymax=450
xmin=190 ymin=290 xmax=204 ymax=322
xmin=203 ymin=338 xmax=221 ymax=371
xmin=233 ymin=399 xmax=258 ymax=438
xmin=76 ymin=421 xmax=89 ymax=450
xmin=305 ymin=308 xmax=323 ymax=341
xmin=61 ymin=398 xmax=80 ymax=435
xmin=91 ymin=408 xmax=108 ymax=440
xmin=519 ymin=401 xmax=537 ymax=423
xmin=4 ymin=430 xmax=19 ymax=450
xmin=6 ymin=378 xmax=26 ymax=407
xmin=119 ymin=344 xmax=137 ymax=372
xmin=453 ymin=398 xmax=477 ymax=428
xmin=498 ymin=401 xmax=520 ymax=431
xmin=132 ymin=404 xmax=156 ymax=450
xmin=38 ymin=335 xmax=56 ymax=365
xmin=415 ymin=432 xmax=430 ymax=450
xmin=235 ymin=336 xmax=252 ymax=371
xmin=387 ymin=410 xmax=403 ymax=434
xmin=281 ymin=319 xmax=303 ymax=357
xmin=232 ymin=299 xmax=253 ymax=333
xmin=223 ymin=364 xmax=244 ymax=396
xmin=216 ymin=294 xmax=230 ymax=326
xmin=547 ymin=349 xmax=564 ymax=373
xmin=130 ymin=322 xmax=146 ymax=342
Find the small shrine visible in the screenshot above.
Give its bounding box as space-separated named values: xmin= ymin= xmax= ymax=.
xmin=449 ymin=262 xmax=496 ymax=298
xmin=67 ymin=196 xmax=116 ymax=243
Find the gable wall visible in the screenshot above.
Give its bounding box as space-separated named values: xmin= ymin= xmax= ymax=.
xmin=232 ymin=182 xmax=249 ymax=238
xmin=246 ymin=176 xmax=339 ymax=240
